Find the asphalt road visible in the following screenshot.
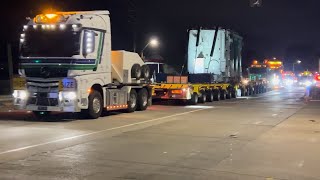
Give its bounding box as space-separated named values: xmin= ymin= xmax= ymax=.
xmin=0 ymin=87 xmax=319 ymax=180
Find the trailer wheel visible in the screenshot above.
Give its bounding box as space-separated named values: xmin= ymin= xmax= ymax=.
xmin=137 ymin=88 xmax=148 ymax=111
xmin=188 ymin=93 xmax=198 ymax=105
xmin=199 ymin=90 xmax=207 ymax=103
xmin=241 ymin=88 xmax=246 ymax=97
xmin=220 ymin=90 xmax=227 ymax=100
xmin=256 ymin=86 xmax=261 ymax=94
xmin=248 ymin=87 xmax=253 ymax=96
xmin=127 ymin=89 xmax=138 ymax=113
xmin=231 ymin=88 xmax=237 ymax=98
xmin=213 ymin=89 xmax=220 ymax=101
xmin=131 ymin=64 xmax=141 ymax=80
xmin=253 ymin=86 xmax=258 ymax=94
xmin=206 ymin=90 xmax=214 ymax=102
xmin=226 ymin=90 xmax=232 ymax=99
xmin=264 ymin=86 xmax=268 ymax=93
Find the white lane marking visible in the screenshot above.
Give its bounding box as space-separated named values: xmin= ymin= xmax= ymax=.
xmin=0 ymin=109 xmax=206 ymax=155
xmin=272 ymin=114 xmax=278 ymax=117
xmin=185 ymin=105 xmax=214 ymax=109
xmin=254 ymin=121 xmax=263 ymax=125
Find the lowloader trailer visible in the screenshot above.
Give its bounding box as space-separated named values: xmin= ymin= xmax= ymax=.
xmin=152 ymin=28 xmax=268 ymax=104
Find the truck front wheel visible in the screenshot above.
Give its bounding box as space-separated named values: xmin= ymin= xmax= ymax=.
xmin=127 ymin=89 xmax=138 ymax=113
xmin=83 ymin=90 xmax=103 ymax=119
xmin=137 ymin=88 xmax=148 ymax=111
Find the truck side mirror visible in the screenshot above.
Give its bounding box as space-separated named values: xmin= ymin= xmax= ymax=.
xmin=83 ymin=30 xmax=96 ymax=57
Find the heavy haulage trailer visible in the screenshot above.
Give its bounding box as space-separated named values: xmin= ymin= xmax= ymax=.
xmin=13 ymin=11 xmax=152 ymax=119
xmin=152 ymin=28 xmax=268 ymax=104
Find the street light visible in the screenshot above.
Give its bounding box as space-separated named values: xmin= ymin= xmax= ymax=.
xmin=141 ymin=38 xmax=159 ymax=59
xmin=293 ymin=60 xmax=301 ymax=72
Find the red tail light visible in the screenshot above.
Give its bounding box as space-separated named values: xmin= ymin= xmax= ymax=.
xmin=315 ymin=75 xmax=320 ymax=81
xmin=171 ymin=89 xmax=183 ymax=94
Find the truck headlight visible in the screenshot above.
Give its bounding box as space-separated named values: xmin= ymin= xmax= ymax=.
xmin=272 ymin=78 xmax=280 ymax=85
xmin=243 ymin=79 xmax=249 ymax=85
xmin=13 ymin=90 xmax=28 ymax=100
xmin=305 ymin=81 xmax=312 ymax=87
xmin=63 ymin=92 xmax=77 ymax=100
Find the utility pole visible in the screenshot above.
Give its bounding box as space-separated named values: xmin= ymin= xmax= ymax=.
xmin=128 ymin=0 xmax=137 ymax=52
xmin=7 ymin=44 xmax=13 ymax=94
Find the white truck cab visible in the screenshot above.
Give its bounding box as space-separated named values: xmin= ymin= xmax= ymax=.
xmin=14 ymin=11 xmax=151 ymax=119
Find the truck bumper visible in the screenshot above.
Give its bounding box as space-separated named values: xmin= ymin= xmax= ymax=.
xmin=153 ymin=88 xmax=192 ymax=100
xmin=154 ymin=94 xmax=189 ymax=100
xmin=14 ymin=103 xmax=80 ymax=113
xmin=13 ymin=90 xmax=81 ymax=113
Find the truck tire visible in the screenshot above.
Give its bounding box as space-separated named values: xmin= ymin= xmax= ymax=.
xmin=137 ymin=88 xmax=148 ymax=111
xmin=84 ymin=90 xmax=103 ymax=119
xmin=131 ymin=64 xmax=141 ymax=80
xmin=126 ymin=89 xmax=138 ymax=113
xmin=141 ymin=65 xmax=150 ymax=80
xmin=231 ymin=88 xmax=237 ymax=98
xmin=241 ymin=88 xmax=246 ymax=97
xmin=226 ymin=90 xmax=232 ymax=99
xmin=248 ymin=87 xmax=253 ymax=96
xmin=206 ymin=90 xmax=214 ymax=102
xmin=253 ymin=86 xmax=258 ymax=94
xmin=188 ymin=93 xmax=198 ymax=105
xmin=257 ymin=86 xmax=261 ymax=94
xmin=213 ymin=89 xmax=220 ymax=101
xmin=199 ymin=90 xmax=207 ymax=103
xmin=220 ymin=90 xmax=227 ymax=100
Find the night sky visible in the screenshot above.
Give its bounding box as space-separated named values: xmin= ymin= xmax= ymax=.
xmin=2 ymin=0 xmax=320 ymax=72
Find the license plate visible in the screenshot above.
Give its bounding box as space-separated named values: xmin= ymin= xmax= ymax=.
xmin=38 ymin=106 xmax=48 ymax=111
xmin=61 ymin=78 xmax=76 ymax=90
xmin=13 ymin=77 xmax=26 ymax=90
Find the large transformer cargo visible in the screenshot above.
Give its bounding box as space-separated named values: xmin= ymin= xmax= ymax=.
xmin=188 ymin=28 xmax=242 ymax=82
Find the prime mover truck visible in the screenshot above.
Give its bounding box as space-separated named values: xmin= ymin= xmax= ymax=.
xmin=152 ymin=28 xmax=268 ymax=104
xmin=13 ymin=10 xmax=151 ymax=119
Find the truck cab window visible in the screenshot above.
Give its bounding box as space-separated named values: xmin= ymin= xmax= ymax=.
xmin=21 ymin=27 xmax=81 ymax=57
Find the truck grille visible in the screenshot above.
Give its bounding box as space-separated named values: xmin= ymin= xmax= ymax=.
xmin=25 ymin=68 xmax=68 ymax=78
xmin=27 ymin=96 xmax=59 ymax=106
xmin=27 ymin=80 xmax=60 ymax=93
xmin=26 ymin=80 xmax=60 ymax=107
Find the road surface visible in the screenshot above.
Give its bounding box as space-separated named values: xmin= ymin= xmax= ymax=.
xmin=0 ymin=87 xmax=319 ymax=180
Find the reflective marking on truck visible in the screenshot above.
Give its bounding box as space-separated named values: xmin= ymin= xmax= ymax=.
xmin=106 ymin=104 xmax=128 ymax=110
xmin=20 ymin=58 xmax=97 ymax=64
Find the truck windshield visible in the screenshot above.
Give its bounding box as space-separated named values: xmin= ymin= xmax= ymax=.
xmin=248 ymin=68 xmax=267 ymax=74
xmin=20 ymin=29 xmax=81 ymax=57
xmin=147 ymin=64 xmax=164 ymax=74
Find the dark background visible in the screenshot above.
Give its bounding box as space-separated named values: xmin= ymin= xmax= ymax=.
xmin=1 ymin=0 xmax=320 ymax=76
